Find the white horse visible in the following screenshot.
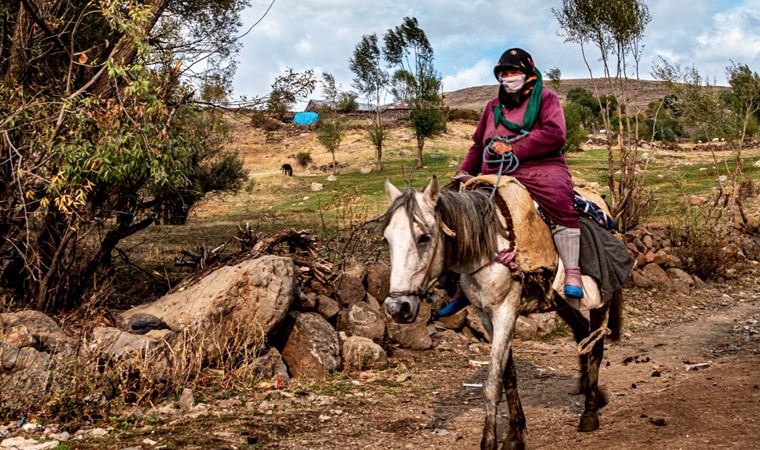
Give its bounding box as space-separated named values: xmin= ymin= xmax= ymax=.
xmin=382 ymin=176 xmax=622 ymax=450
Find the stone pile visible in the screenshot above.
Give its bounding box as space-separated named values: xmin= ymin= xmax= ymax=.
xmin=622 ymin=224 xmax=760 ymax=292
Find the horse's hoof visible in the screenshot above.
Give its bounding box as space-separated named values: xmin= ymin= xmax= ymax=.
xmin=501 ymin=440 xmax=526 ymax=450
xmin=480 ymin=436 xmax=497 ymax=450
xmin=597 ymin=388 xmax=609 ymax=409
xmin=578 ymin=411 xmax=600 ymax=432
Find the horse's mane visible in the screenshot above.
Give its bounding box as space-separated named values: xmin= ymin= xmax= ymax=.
xmin=437 ymin=190 xmax=506 ymax=264
xmin=383 ymin=188 xmax=506 ymax=265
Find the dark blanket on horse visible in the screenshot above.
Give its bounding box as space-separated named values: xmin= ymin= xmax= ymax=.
xmin=579 ymin=216 xmax=635 ymax=304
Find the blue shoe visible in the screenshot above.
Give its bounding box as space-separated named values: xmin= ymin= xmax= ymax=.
xmin=564 ymin=284 xmax=584 ymax=299
xmin=439 ymin=295 xmax=469 ymax=317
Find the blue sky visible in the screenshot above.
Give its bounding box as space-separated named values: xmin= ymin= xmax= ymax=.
xmin=231 ymin=0 xmax=760 ymax=103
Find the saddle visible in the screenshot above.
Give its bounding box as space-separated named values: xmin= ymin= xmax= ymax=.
xmin=462 ymin=175 xmax=608 ymax=311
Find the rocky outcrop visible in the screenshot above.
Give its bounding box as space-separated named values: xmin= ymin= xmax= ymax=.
xmin=336 ymin=303 xmax=386 ymax=341
xmin=281 ymin=312 xmax=340 ymax=378
xmin=115 ymin=256 xmax=296 ymax=362
xmin=342 ymin=336 xmax=389 ymax=371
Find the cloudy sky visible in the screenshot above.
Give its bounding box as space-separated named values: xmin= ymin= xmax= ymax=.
xmin=232 ymin=0 xmax=760 ymax=102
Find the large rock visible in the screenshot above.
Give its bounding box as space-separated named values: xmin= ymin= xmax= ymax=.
xmin=334 ymin=272 xmax=366 ymax=306
xmin=316 ymin=295 xmax=341 ymax=320
xmin=641 ymin=263 xmax=670 ymax=287
xmin=631 ymin=270 xmax=653 ymax=288
xmin=386 ymin=303 xmax=432 ymax=350
xmin=365 ymin=262 xmax=390 ymax=301
xmin=337 ymin=303 xmax=385 ymax=341
xmin=0 ymin=310 xmax=74 ymax=353
xmin=117 ymin=256 xmax=296 ymax=361
xmin=281 ymin=312 xmax=340 ymax=378
xmin=90 ymin=327 xmax=174 ymax=377
xmin=667 ymin=268 xmax=694 ymax=286
xmin=436 ymin=308 xmax=468 ymax=331
xmin=431 ymin=329 xmax=470 ymax=352
xmin=250 ymin=347 xmax=289 ymax=380
xmin=464 ymin=305 xmax=491 ymax=342
xmin=515 ymin=316 xmax=538 ymax=340
xmin=531 ymin=312 xmax=559 ymax=336
xmin=341 ymin=336 xmax=388 ymax=371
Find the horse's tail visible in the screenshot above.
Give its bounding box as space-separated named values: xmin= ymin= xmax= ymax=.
xmin=607 ymin=289 xmax=624 ymax=341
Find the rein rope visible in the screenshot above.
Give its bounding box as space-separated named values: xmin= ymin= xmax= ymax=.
xmin=577 ymin=309 xmax=611 ymax=355
xmin=483 ymin=130 xmax=530 ymax=201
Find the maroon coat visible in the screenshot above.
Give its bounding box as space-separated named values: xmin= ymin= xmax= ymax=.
xmin=459 ymin=87 xmax=579 ymax=228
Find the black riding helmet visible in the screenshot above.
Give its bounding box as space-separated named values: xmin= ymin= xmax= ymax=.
xmin=493 ymin=48 xmax=536 ymax=80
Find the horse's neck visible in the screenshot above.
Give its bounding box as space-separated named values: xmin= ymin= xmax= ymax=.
xmin=445 ymin=245 xmax=496 ymax=275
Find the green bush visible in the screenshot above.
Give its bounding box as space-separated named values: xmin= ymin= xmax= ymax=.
xmin=563 ymin=102 xmax=587 ymax=152
xmin=447 ymin=108 xmax=480 ymax=122
xmin=666 ymin=208 xmax=724 ymax=280
xmin=296 ymin=151 xmax=313 ymax=168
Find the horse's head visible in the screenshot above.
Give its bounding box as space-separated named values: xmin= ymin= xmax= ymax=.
xmin=382 ymin=177 xmax=445 ymax=324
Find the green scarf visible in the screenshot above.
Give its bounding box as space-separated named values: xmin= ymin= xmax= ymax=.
xmin=492 ymin=69 xmax=543 ymax=133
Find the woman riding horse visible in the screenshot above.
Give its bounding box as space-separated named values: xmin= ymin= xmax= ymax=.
xmin=448 ymin=48 xmax=583 ymax=310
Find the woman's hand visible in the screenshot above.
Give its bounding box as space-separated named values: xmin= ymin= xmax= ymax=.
xmin=492 ymin=141 xmax=513 ymax=155
xmin=452 ymin=171 xmax=473 ymax=183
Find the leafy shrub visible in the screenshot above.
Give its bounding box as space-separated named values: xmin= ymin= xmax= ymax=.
xmin=666 ymin=208 xmax=724 ymax=280
xmin=563 ymin=102 xmax=587 ymax=152
xmin=295 ymin=151 xmax=313 ymax=168
xmin=447 ymin=108 xmax=480 ymax=122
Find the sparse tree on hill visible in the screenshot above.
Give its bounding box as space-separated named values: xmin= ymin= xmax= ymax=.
xmin=723 ymin=62 xmax=760 ymax=145
xmin=547 ymin=67 xmax=562 ymax=91
xmin=383 ymin=17 xmax=444 ymax=168
xmin=268 ymin=68 xmax=318 ymax=120
xmin=653 ymin=58 xmax=749 ymax=224
xmin=317 ymin=114 xmax=343 ymax=176
xmin=554 ymin=0 xmax=652 ymax=231
xmin=350 ymin=33 xmax=388 ymax=171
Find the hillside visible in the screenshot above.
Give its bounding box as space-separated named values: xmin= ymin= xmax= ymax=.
xmin=444 ymin=78 xmax=719 ymax=113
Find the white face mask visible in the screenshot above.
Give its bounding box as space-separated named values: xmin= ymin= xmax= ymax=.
xmin=500 ymin=74 xmax=526 ymax=93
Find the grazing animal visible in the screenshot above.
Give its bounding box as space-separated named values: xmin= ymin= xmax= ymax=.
xmin=382 ymin=176 xmax=622 ymax=450
xmin=280 ymin=163 xmax=293 ymax=176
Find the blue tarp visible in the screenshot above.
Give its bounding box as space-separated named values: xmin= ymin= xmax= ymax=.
xmin=293 ymin=111 xmax=319 ymax=126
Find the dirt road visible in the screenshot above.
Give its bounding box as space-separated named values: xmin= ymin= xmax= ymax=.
xmin=81 ymin=276 xmax=760 ymax=450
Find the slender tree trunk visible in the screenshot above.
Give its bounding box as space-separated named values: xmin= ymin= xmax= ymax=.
xmin=5 ymin=0 xmax=32 ymax=83
xmin=90 ymin=0 xmax=169 ymax=97
xmin=416 ymin=135 xmax=424 ymax=169
xmin=331 ymin=150 xmax=337 ymax=175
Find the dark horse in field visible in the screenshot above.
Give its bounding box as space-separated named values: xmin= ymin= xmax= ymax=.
xmin=280 ymin=163 xmax=293 ymax=176
xmin=382 ymin=177 xmax=622 ymax=450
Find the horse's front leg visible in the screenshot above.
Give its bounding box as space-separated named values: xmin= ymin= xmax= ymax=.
xmin=480 ymin=283 xmax=521 ymax=450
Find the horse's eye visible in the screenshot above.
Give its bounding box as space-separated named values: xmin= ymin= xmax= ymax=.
xmin=417 ymin=234 xmax=431 ymax=245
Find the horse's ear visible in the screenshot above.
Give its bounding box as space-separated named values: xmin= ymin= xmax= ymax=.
xmin=385 ymin=178 xmax=402 ymax=203
xmin=423 ymin=176 xmax=439 ymax=204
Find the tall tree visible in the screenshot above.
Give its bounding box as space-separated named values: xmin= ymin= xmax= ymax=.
xmin=547 ymin=66 xmax=562 ymax=91
xmin=383 ymin=17 xmax=443 ymax=168
xmin=554 ymin=0 xmax=652 ymax=231
xmin=0 ymin=0 xmax=255 ymax=311
xmin=350 ymin=33 xmax=388 ymax=170
xmin=723 ymin=62 xmax=760 ymax=145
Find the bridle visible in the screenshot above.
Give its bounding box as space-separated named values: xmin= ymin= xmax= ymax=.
xmin=386 ymin=217 xmax=454 ymax=303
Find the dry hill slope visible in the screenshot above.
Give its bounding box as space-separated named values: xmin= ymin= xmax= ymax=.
xmin=444 ymin=78 xmax=717 ymax=113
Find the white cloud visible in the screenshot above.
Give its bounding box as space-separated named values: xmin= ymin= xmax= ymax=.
xmin=230 ymin=0 xmax=760 ymax=102
xmin=441 ymin=59 xmax=494 ymax=91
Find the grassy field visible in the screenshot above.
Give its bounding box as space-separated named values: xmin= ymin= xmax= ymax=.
xmin=118 ymin=117 xmax=760 ymax=297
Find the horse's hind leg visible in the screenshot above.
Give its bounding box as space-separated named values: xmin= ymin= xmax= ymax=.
xmin=501 ymin=349 xmax=526 ymax=450
xmin=555 ymin=303 xmax=591 ymax=394
xmin=578 ymin=304 xmax=610 ymax=432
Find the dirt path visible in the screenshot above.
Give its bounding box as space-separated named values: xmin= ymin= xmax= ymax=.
xmin=80 ymin=281 xmax=760 ymax=450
